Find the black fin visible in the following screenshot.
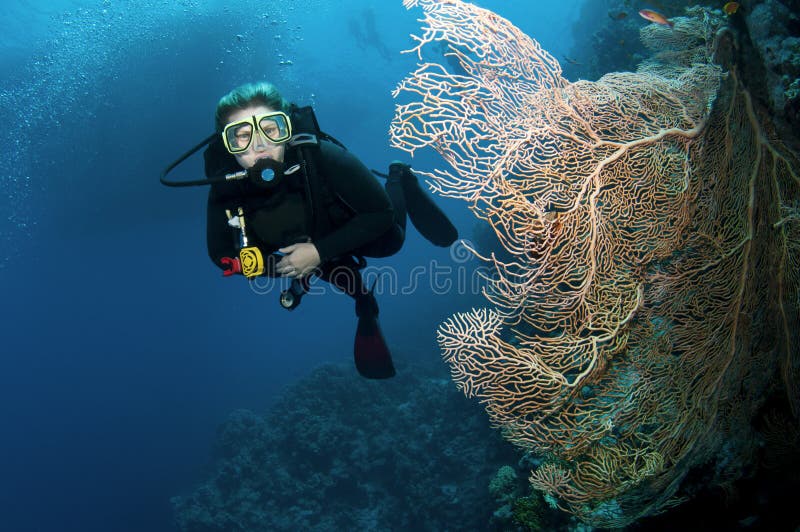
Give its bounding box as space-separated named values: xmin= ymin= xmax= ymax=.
xmin=389 ymin=162 xmax=458 ymax=247
xmin=354 ymin=314 xmax=396 ymax=379
xmin=353 ymin=289 xmax=395 ymax=379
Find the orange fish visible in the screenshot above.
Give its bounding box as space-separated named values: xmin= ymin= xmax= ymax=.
xmin=723 ymin=2 xmax=740 ymax=15
xmin=638 ymin=9 xmax=674 ymax=28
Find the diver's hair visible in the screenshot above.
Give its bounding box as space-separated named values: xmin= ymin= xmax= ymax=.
xmin=214 ymin=81 xmax=290 ymax=131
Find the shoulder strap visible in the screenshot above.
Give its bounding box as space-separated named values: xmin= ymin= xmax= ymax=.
xmin=287 ymin=105 xmax=370 ymax=265
xmin=287 ymin=105 xmax=337 ymax=239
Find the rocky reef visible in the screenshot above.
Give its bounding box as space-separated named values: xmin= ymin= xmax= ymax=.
xmin=566 ymin=0 xmax=799 ymax=149
xmin=172 ymin=361 xmax=526 ymax=531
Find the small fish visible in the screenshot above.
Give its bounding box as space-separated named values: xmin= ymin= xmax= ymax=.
xmin=639 ymin=9 xmax=674 ymax=28
xmin=608 ymin=10 xmax=628 ymax=21
xmin=723 ymin=2 xmax=740 ymax=15
xmin=563 ymin=55 xmax=582 ymax=66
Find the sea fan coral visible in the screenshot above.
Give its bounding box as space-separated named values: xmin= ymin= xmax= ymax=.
xmin=391 ymin=0 xmax=800 ymax=526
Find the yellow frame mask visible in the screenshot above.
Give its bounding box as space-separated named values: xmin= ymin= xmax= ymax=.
xmin=221 ymin=111 xmax=292 ymax=154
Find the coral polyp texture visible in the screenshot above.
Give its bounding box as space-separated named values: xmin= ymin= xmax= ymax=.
xmin=391 ymin=0 xmax=800 ymax=527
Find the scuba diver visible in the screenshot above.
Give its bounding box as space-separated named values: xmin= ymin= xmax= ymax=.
xmin=161 ymin=81 xmax=458 ymax=379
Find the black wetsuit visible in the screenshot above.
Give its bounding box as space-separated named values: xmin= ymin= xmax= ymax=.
xmin=202 ymin=132 xmax=455 ymax=379
xmin=206 ymin=139 xmax=405 ymax=283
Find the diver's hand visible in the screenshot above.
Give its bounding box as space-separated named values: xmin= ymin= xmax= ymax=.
xmin=276 ymin=243 xmax=320 ymax=278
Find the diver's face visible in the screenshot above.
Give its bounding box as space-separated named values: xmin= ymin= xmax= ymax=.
xmin=226 ymin=104 xmax=286 ymax=169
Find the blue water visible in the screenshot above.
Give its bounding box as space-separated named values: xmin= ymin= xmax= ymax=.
xmin=0 ymin=1 xmax=580 ymax=530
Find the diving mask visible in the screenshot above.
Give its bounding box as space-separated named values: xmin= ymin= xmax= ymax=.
xmin=222 ymin=111 xmax=292 ymax=154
